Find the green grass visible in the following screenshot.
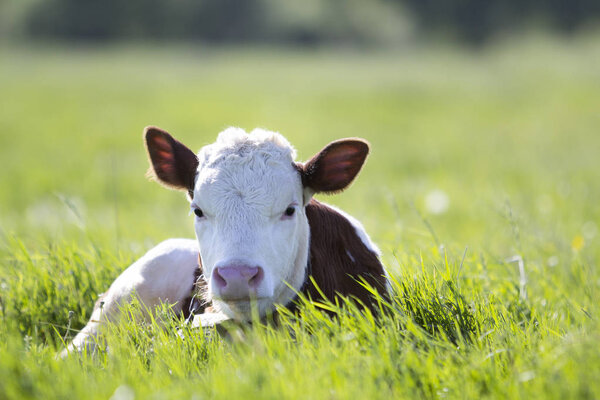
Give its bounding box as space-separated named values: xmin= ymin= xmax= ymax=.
xmin=1 ymin=34 xmax=599 ymax=399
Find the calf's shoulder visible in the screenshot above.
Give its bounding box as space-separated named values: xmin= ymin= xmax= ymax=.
xmin=304 ymin=199 xmax=388 ymax=309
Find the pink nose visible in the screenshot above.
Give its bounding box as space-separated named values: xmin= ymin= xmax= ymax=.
xmin=212 ymin=265 xmax=264 ymax=300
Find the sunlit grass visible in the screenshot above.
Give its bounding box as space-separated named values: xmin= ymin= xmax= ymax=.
xmin=0 ymin=34 xmax=599 ymax=398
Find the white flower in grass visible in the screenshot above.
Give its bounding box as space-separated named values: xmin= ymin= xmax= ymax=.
xmin=425 ymin=189 xmax=449 ymax=215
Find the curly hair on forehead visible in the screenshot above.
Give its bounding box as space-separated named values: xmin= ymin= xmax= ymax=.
xmin=197 ymin=127 xmax=297 ymax=169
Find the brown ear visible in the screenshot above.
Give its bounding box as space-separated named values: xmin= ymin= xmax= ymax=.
xmin=144 ymin=126 xmax=199 ymax=192
xmin=301 ymin=138 xmax=370 ymax=194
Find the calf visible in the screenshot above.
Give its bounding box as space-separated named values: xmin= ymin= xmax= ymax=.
xmin=64 ymin=126 xmax=388 ymax=355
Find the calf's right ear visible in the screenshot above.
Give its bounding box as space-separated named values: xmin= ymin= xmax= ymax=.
xmin=144 ymin=126 xmax=199 ymax=193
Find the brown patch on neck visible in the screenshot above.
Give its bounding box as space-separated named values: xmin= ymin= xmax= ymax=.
xmin=180 ymin=255 xmax=208 ymax=319
xmin=303 ymin=199 xmax=387 ymax=312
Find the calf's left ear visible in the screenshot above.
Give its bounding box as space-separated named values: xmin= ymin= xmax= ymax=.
xmin=144 ymin=126 xmax=199 ymax=193
xmin=300 ymin=138 xmax=370 ymax=198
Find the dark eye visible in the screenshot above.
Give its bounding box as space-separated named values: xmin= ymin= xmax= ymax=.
xmin=194 ymin=208 xmax=204 ymax=218
xmin=284 ymin=207 xmax=295 ymax=217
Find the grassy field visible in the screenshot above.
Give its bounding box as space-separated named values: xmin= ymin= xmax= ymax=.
xmin=1 ymin=35 xmax=599 ymax=399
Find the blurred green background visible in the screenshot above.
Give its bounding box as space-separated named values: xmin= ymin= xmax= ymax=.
xmin=0 ymin=0 xmax=598 ymax=277
xmin=1 ymin=0 xmax=600 ymax=45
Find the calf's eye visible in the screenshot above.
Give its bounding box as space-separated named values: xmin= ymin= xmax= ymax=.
xmin=284 ymin=207 xmax=295 ymax=217
xmin=194 ymin=208 xmax=204 ymax=218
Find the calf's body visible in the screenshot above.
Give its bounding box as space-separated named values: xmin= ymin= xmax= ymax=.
xmin=63 ymin=127 xmax=388 ymax=356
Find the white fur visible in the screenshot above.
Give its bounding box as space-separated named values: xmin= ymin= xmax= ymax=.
xmin=61 ymin=239 xmax=198 ymax=357
xmin=191 ymin=128 xmax=308 ymax=318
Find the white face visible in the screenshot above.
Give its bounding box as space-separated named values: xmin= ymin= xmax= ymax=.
xmin=189 ymin=128 xmax=310 ymax=319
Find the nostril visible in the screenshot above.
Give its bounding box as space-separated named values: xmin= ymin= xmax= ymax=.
xmin=211 ymin=263 xmax=265 ymax=298
xmin=248 ymin=267 xmax=264 ymax=288
xmin=213 ymin=268 xmax=227 ymax=289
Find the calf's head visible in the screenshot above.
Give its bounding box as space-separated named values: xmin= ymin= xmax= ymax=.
xmin=145 ymin=126 xmax=369 ymax=319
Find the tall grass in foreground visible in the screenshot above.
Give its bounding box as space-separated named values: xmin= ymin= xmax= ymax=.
xmin=1 ymin=34 xmax=599 ymax=398
xmin=1 ymin=235 xmax=597 ymax=399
